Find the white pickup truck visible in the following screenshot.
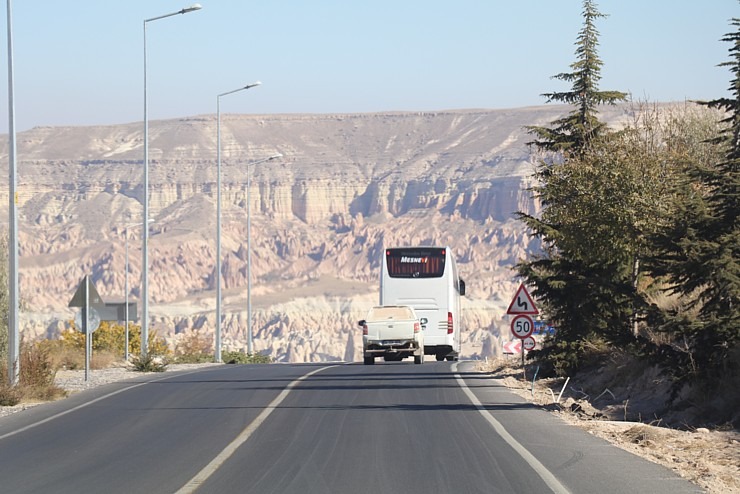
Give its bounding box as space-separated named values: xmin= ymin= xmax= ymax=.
xmin=358 ymin=305 xmax=427 ymax=365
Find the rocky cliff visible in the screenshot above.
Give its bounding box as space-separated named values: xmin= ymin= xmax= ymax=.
xmin=0 ymin=105 xmax=634 ymax=361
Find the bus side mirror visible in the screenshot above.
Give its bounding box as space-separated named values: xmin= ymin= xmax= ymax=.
xmin=419 ymin=317 xmax=428 ymax=329
xmin=459 ymin=279 xmax=466 ymax=296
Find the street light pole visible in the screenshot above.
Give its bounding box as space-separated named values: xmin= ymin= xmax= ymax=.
xmin=6 ymin=0 xmax=19 ymax=385
xmin=216 ymin=82 xmax=261 ymax=363
xmin=124 ymin=220 xmax=153 ymax=361
xmin=246 ymin=154 xmax=282 ymax=356
xmin=142 ymin=4 xmax=201 ymax=358
xmin=125 ymin=227 xmax=129 ymax=361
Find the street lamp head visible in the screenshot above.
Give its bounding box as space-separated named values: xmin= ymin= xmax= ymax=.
xmin=181 ymin=4 xmax=202 ymax=14
xmin=124 ymin=218 xmax=155 ymax=230
xmin=245 ymin=81 xmax=262 ymax=90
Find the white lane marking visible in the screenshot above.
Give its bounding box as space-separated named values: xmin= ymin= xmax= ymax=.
xmin=0 ymin=369 xmax=209 ymax=441
xmin=453 ymin=362 xmax=571 ymax=494
xmin=175 ymin=365 xmax=337 ymax=494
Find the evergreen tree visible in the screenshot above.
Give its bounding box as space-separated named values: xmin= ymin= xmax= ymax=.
xmin=516 ymin=0 xmax=628 ymax=374
xmin=653 ymin=18 xmax=740 ymax=377
xmin=526 ymin=0 xmax=627 ymax=156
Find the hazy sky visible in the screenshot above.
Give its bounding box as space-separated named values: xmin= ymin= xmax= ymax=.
xmin=0 ymin=1 xmax=737 ymax=133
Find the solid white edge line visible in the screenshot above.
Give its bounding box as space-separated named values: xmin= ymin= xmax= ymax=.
xmin=453 ymin=362 xmax=571 ymax=494
xmin=0 ymin=368 xmax=211 ymax=441
xmin=175 ymin=364 xmax=338 ymax=494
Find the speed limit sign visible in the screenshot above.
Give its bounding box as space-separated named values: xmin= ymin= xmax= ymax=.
xmin=511 ymin=314 xmax=534 ymax=339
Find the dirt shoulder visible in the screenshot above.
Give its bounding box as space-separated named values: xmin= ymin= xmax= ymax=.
xmin=478 ymin=359 xmax=739 ymax=494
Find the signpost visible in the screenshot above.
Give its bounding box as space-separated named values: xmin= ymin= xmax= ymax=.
xmin=74 ymin=307 xmax=101 ymax=334
xmin=522 ymin=336 xmax=537 ymax=352
xmin=69 ymin=276 xmax=105 ymax=382
xmin=507 ymin=283 xmax=539 ymax=371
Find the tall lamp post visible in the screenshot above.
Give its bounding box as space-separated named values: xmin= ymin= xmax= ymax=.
xmin=246 ymin=154 xmax=282 ymax=355
xmin=123 ymin=219 xmax=153 ymax=361
xmin=215 ymin=82 xmax=261 ymax=363
xmin=142 ymin=4 xmax=201 ymax=358
xmin=6 ymin=0 xmax=19 ymax=385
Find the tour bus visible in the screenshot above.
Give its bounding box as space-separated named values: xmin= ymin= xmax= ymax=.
xmin=379 ymin=246 xmax=465 ymax=361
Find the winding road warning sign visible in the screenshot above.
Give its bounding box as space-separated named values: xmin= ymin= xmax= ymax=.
xmin=506 ymin=283 xmax=539 ymax=315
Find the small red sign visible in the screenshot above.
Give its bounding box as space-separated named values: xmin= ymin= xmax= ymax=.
xmin=522 ymin=336 xmax=537 ymax=351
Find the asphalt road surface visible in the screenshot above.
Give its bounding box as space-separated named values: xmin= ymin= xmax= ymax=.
xmin=0 ymin=361 xmax=702 ymax=493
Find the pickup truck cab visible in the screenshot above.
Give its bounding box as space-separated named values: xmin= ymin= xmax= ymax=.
xmin=358 ymin=305 xmax=427 ymax=365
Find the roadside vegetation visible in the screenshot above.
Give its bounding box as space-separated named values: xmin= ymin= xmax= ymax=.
xmin=515 ymin=1 xmax=739 ymax=427
xmin=0 ymin=319 xmax=272 ymax=406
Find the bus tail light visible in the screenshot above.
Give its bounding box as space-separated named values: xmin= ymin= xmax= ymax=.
xmin=447 ymin=312 xmax=454 ymax=334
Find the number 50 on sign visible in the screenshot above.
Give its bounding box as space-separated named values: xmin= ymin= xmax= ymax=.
xmin=511 ymin=314 xmax=534 ymax=339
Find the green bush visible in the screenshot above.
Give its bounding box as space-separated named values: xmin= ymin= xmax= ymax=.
xmin=63 ymin=321 xmax=170 ymax=360
xmin=172 ymin=353 xmax=214 ymax=364
xmin=222 ymin=350 xmax=273 ymax=364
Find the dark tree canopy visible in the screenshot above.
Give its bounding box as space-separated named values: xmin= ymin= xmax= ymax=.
xmin=654 ymin=17 xmax=740 ymax=376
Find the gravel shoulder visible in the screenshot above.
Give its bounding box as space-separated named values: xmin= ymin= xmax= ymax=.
xmin=479 ymin=359 xmax=739 ymax=494
xmin=0 ymin=363 xmax=223 ymax=419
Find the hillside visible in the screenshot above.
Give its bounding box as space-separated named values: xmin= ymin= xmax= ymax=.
xmin=0 ymin=105 xmax=636 ymax=361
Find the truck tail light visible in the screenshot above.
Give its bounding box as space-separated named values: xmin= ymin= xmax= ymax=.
xmin=414 ymin=322 xmax=420 ymax=333
xmin=361 ymin=323 xmax=368 ymax=336
xmin=447 ymin=312 xmax=453 ymax=334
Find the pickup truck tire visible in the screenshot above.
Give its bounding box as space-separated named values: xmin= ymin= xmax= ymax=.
xmin=363 ymin=356 xmax=375 ymax=365
xmin=414 ymin=354 xmax=423 ymax=364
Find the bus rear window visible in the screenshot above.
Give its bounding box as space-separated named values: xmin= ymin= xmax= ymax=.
xmin=385 ymin=248 xmax=446 ymax=278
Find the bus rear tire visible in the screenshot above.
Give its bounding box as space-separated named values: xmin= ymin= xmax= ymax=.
xmin=436 ymin=354 xmax=445 ymax=361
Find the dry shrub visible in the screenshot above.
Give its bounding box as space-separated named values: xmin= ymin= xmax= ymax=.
xmin=0 ymin=365 xmax=22 ymax=406
xmin=91 ymin=350 xmax=120 ymax=369
xmin=174 ymin=330 xmax=213 ymax=363
xmin=625 ymin=425 xmax=664 ymax=447
xmin=35 ymin=338 xmax=82 ymax=370
xmin=0 ymin=341 xmax=67 ymax=404
xmin=18 ymin=341 xmax=66 ymax=401
xmin=37 ymin=336 xmax=123 ymax=371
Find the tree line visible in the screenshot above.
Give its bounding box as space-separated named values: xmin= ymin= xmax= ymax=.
xmin=516 ymin=0 xmax=739 ymax=386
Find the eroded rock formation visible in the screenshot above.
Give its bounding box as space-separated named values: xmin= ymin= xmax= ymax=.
xmin=0 ymin=106 xmax=634 ymax=361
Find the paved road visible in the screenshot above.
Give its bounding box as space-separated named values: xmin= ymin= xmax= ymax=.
xmin=0 ymin=361 xmax=701 ymax=493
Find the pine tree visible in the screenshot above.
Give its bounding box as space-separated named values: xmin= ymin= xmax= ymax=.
xmin=516 ymin=0 xmax=628 ymax=374
xmin=526 ymin=0 xmax=627 ymax=156
xmin=655 ymin=18 xmax=740 ymax=377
